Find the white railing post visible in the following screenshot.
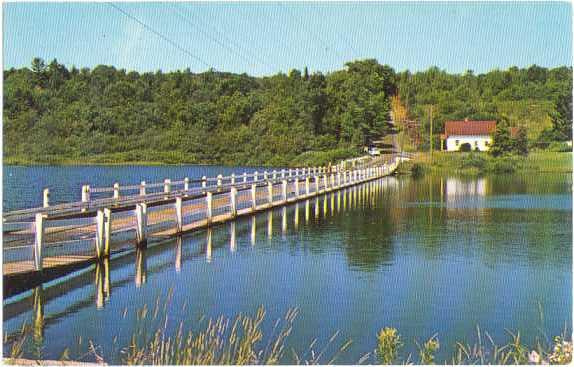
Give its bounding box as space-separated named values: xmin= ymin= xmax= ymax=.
xmin=104 ymin=208 xmax=112 ymax=256
xmin=231 ymin=174 xmax=235 ymax=186
xmin=135 ymin=203 xmax=147 ymax=245
xmin=43 ymin=188 xmax=50 ymax=208
xmin=217 ymin=174 xmax=223 ymax=191
xmin=268 ymin=181 xmax=274 ymax=204
xmin=96 ymin=209 xmax=105 ymax=258
xmin=243 ymin=172 xmax=248 ymax=186
xmin=140 ymin=181 xmax=146 ymax=196
xmin=34 ymin=213 xmax=44 ymax=271
xmin=282 ymin=180 xmax=288 ymax=203
xmin=184 ymin=177 xmax=190 ymax=194
xmin=264 ymin=171 xmax=268 ymax=181
xmin=289 ymin=169 xmax=292 ymax=177
xmin=323 ymin=174 xmax=328 ymax=192
xmin=294 ymin=177 xmax=300 ymax=198
xmin=315 ymin=176 xmax=320 ymax=193
xmin=281 ymin=169 xmax=285 ymax=178
xmin=254 ymin=171 xmax=259 ymax=182
xmin=202 ymin=176 xmax=207 ymax=192
xmin=230 ymin=187 xmax=237 ymax=218
xmin=206 ymin=192 xmax=213 ymax=225
xmin=273 ymin=170 xmax=277 ymax=180
xmin=251 ymin=184 xmax=257 ymax=210
xmin=305 ymin=177 xmax=310 ymax=196
xmin=113 ymin=183 xmax=120 ymax=199
xmin=82 ymin=185 xmax=90 ymax=204
xmin=175 ymin=197 xmax=183 ymax=233
xmin=164 ymin=179 xmax=171 ymax=199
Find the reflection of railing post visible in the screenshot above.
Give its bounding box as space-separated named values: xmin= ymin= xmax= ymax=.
xmin=34 ymin=213 xmax=44 ymax=271
xmin=230 ymin=187 xmax=237 ymax=218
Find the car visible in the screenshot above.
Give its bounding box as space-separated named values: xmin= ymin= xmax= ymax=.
xmin=368 ymin=146 xmax=381 ymax=156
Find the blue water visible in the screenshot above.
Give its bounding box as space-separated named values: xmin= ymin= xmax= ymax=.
xmin=3 ymin=169 xmax=572 ymax=364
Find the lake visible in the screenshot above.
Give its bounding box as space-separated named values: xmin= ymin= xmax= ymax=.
xmin=3 ymin=166 xmax=572 ymax=363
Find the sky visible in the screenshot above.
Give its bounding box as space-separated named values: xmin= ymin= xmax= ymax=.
xmin=3 ymin=1 xmax=572 ymax=76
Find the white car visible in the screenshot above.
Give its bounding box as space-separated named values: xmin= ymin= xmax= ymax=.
xmin=368 ymin=147 xmax=381 ymax=156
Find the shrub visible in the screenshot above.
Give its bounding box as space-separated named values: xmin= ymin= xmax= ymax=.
xmin=411 ymin=163 xmax=427 ymax=178
xmin=459 ymin=153 xmax=487 ymax=171
xmin=377 ymin=328 xmax=402 ymax=364
xmin=459 ymin=143 xmax=472 ymax=152
xmin=488 ymin=158 xmax=516 ymax=173
xmin=547 ymin=141 xmax=572 ymax=152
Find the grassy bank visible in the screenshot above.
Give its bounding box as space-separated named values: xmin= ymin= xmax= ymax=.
xmin=3 ymin=147 xmax=362 ymax=168
xmin=5 ymin=302 xmax=572 ymax=365
xmin=401 ymin=151 xmax=572 ymax=176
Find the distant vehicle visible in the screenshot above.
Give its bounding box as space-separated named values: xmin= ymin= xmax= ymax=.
xmin=367 ymin=146 xmax=381 ymax=156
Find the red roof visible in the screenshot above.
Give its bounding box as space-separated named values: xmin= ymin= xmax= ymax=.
xmin=443 ymin=120 xmax=496 ymax=137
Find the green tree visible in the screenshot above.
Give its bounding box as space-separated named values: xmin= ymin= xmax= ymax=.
xmin=512 ymin=126 xmax=529 ymax=156
xmin=490 ymin=120 xmax=513 ymax=157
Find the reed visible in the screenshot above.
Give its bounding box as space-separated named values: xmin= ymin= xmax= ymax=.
xmin=5 ymin=301 xmax=571 ymax=365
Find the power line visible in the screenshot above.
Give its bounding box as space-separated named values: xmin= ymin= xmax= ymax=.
xmin=276 ymin=2 xmax=345 ymax=61
xmin=108 ymin=3 xmax=212 ymax=69
xmin=175 ymin=3 xmax=279 ymax=73
xmin=170 ymin=4 xmax=277 ymax=73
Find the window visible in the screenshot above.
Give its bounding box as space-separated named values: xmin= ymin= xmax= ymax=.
xmin=455 ymin=140 xmax=460 ymax=145
xmin=474 ymin=141 xmax=478 ymax=146
xmin=485 ymin=141 xmax=490 ymax=146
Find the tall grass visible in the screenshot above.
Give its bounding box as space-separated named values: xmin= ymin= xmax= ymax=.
xmin=6 ymin=301 xmax=572 ymax=365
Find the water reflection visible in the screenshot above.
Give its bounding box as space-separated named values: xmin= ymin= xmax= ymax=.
xmin=175 ymin=237 xmax=182 ymax=272
xmin=3 ymin=174 xmax=571 ymax=364
xmin=230 ymin=222 xmax=236 ymax=252
xmin=95 ymin=259 xmax=111 ymax=308
xmin=135 ymin=249 xmax=147 ymax=287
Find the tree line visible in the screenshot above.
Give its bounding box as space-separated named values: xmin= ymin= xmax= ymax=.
xmin=3 ymin=58 xmax=571 ymax=166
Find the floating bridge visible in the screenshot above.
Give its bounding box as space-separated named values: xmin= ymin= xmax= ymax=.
xmin=3 ymin=156 xmax=400 ymax=296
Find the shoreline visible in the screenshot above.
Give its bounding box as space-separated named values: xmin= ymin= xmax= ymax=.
xmin=400 ymin=151 xmax=572 ymax=175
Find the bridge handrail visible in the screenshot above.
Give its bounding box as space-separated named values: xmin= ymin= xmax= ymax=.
xmin=2 ymin=167 xmax=343 ymax=223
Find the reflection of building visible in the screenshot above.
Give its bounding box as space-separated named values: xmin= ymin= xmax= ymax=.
xmin=445 ymin=177 xmax=488 ymax=199
xmin=441 ymin=120 xmax=496 ymax=152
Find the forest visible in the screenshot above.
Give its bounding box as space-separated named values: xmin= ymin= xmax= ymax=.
xmin=3 ymin=58 xmax=572 ymax=166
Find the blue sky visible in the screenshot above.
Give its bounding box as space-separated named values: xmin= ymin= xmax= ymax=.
xmin=3 ymin=2 xmax=572 ymax=76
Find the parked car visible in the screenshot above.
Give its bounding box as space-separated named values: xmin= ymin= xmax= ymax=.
xmin=367 ymin=146 xmax=381 ymax=156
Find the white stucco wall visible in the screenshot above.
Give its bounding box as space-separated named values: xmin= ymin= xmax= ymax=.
xmin=445 ymin=135 xmax=492 ymax=152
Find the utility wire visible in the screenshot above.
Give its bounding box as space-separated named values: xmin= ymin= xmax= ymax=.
xmin=174 ymin=3 xmax=279 ymax=73
xmin=108 ymin=3 xmax=213 ymax=69
xmin=276 ymin=2 xmax=345 ymax=61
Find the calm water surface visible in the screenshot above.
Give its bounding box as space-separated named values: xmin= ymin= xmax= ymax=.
xmin=3 ymin=166 xmax=572 ymax=363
